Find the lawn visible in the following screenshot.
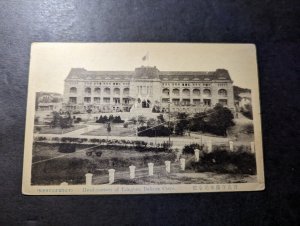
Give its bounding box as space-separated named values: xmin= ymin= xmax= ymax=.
xmin=83 ymin=124 xmax=136 ymax=136
xmin=31 ymin=143 xmax=176 ymax=185
xmin=36 ymin=125 xmax=86 ymax=134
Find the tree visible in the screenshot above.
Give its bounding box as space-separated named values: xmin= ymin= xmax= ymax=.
xmin=146 ymin=118 xmax=157 ymax=128
xmin=241 ymin=104 xmax=253 ymax=119
xmin=107 ymin=122 xmax=111 ymax=133
xmin=175 ymin=113 xmax=189 ymax=135
xmin=60 ymin=112 xmax=73 ymax=129
xmin=50 ymin=111 xmax=73 ymax=129
xmin=137 ymin=115 xmax=147 ymax=126
xmin=205 ymin=104 xmax=235 ymax=136
xmin=51 ymin=111 xmax=61 ymax=128
xmin=157 ymin=114 xmax=165 ymax=123
xmin=128 ymin=117 xmax=137 ymax=125
xmin=189 ymin=112 xmax=207 ymax=132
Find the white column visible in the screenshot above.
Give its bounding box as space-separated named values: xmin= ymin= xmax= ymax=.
xmin=148 ymin=163 xmax=154 ymax=176
xmin=129 ymin=165 xmax=136 ymax=179
xmin=229 ymin=141 xmax=234 ymax=151
xmin=180 ymin=158 xmax=186 ymax=171
xmin=194 ymin=149 xmax=200 ymax=162
xmin=207 ymin=140 xmax=212 ymax=153
xmin=165 ymin=161 xmax=171 ymax=173
xmin=250 ymin=142 xmax=255 ymax=153
xmin=85 ymin=173 xmax=93 ymax=185
xmin=108 ymin=169 xmax=115 ymax=184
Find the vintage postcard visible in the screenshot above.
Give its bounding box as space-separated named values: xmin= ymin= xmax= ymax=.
xmin=22 ymin=43 xmax=264 ymax=195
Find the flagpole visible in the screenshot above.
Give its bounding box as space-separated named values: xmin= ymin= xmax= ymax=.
xmin=147 ymin=51 xmax=149 ymax=66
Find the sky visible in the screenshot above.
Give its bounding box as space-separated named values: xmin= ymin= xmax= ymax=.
xmin=29 ymin=43 xmax=259 ymax=94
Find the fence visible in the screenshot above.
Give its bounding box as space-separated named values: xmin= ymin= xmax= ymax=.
xmin=58 ymin=141 xmax=255 ymax=186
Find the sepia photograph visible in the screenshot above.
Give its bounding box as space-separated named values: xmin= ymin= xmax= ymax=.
xmin=22 ymin=43 xmax=264 ymax=194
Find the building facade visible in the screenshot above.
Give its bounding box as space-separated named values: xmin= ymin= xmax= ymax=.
xmin=36 ymin=92 xmax=63 ymax=112
xmin=63 ymin=66 xmax=234 ymax=113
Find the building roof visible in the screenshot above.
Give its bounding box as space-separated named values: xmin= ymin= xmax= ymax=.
xmin=65 ymin=67 xmax=232 ymax=82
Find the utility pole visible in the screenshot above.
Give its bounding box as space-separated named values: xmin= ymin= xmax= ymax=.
xmin=168 ymin=101 xmax=171 ymax=147
xmin=168 ymin=85 xmax=171 ymax=150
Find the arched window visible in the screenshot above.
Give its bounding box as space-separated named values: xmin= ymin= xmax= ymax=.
xmin=94 ymin=87 xmax=101 ymax=94
xmin=85 ymin=87 xmax=91 ymax=94
xmin=123 ymin=88 xmax=130 ymax=96
xmin=172 ymin=88 xmax=179 ymax=96
xmin=218 ymin=89 xmax=227 ymax=97
xmin=203 ymin=89 xmax=211 ymax=96
xmin=113 ymin=88 xmax=120 ymax=95
xmin=193 ymin=89 xmax=200 ymax=96
xmin=182 ymin=88 xmax=190 ymax=96
xmin=70 ymin=87 xmax=77 ymax=94
xmin=104 ymin=87 xmax=111 ymax=95
xmin=162 ymin=88 xmax=170 ymax=95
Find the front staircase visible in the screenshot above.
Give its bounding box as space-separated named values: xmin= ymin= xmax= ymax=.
xmin=130 ymin=106 xmax=153 ymax=115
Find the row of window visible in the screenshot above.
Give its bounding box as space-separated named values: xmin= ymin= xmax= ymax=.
xmin=162 ymin=88 xmax=227 ymax=97
xmin=160 ymin=99 xmax=227 ymax=106
xmin=162 ymin=83 xmax=215 ymax=87
xmin=70 ymin=87 xmax=130 ymax=95
xmin=70 ymin=87 xmax=228 ymax=97
xmin=82 ymin=82 xmax=130 ymax=86
xmin=69 ymin=97 xmax=130 ymax=104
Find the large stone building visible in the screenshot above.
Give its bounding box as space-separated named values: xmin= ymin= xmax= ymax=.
xmin=63 ymin=66 xmax=234 ymax=113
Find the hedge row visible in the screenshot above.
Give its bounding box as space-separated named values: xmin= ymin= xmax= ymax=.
xmin=34 ymin=136 xmax=172 ymax=148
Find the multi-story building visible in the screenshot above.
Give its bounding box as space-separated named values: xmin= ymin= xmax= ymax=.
xmin=36 ymin=92 xmax=63 ymax=112
xmin=63 ymin=66 xmax=234 ymax=113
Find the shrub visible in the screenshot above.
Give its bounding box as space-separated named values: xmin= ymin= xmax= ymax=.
xmin=182 ymin=143 xmax=204 ymax=155
xmin=189 ymin=148 xmax=256 ymax=175
xmin=137 ymin=125 xmax=171 ymax=137
xmin=74 ymin=117 xmax=82 ymax=123
xmin=96 ymin=115 xmax=108 ymax=123
xmin=34 ymin=117 xmax=39 ymax=124
xmin=37 ymin=136 xmax=47 ymax=141
xmin=244 ymin=124 xmax=254 ymax=134
xmin=51 ymin=137 xmax=60 ymax=142
xmin=90 ymin=138 xmax=100 ymax=143
xmin=58 ymin=143 xmax=76 ymax=153
xmin=128 ymin=117 xmax=137 ymax=125
xmin=35 ymin=126 xmax=42 ymax=133
xmin=73 ymin=111 xmax=81 ymax=114
xmin=112 ymin=115 xmax=124 ymax=123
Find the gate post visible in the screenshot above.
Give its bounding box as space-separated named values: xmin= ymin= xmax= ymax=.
xmin=129 ymin=165 xmax=136 ymax=179
xmin=194 ymin=149 xmax=200 ymax=162
xmin=148 ymin=163 xmax=154 ymax=176
xmin=108 ymin=169 xmax=115 ymax=184
xmin=229 ymin=141 xmax=234 ymax=151
xmin=180 ymin=158 xmax=186 ymax=171
xmin=207 ymin=140 xmax=212 ymax=153
xmin=165 ymin=161 xmax=171 ymax=173
xmin=85 ymin=173 xmax=93 ymax=186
